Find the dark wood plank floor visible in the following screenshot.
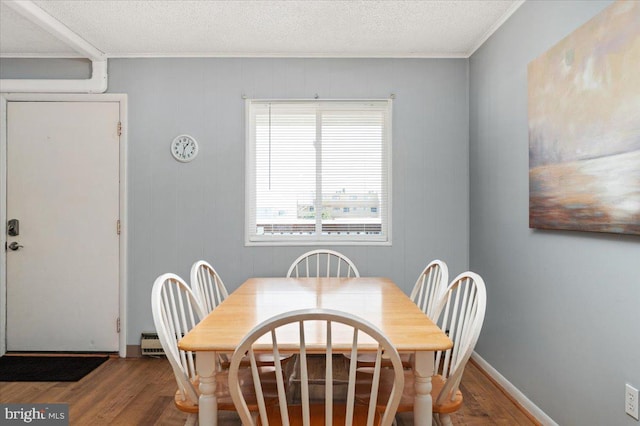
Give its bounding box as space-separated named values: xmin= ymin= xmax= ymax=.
xmin=0 ymin=356 xmax=537 ymax=425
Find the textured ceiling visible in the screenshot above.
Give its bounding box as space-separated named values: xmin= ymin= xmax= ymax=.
xmin=0 ymin=0 xmax=524 ymax=59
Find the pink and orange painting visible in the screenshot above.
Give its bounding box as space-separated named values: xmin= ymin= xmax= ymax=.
xmin=528 ymin=0 xmax=640 ymax=235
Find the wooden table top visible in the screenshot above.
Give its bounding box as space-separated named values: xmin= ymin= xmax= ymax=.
xmin=178 ymin=277 xmax=452 ymax=353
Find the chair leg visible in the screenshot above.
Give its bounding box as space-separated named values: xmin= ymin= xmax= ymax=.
xmin=432 ymin=414 xmax=440 ymax=426
xmin=287 ymin=354 xmax=301 ymax=403
xmin=185 ymin=413 xmax=198 ymax=426
xmin=439 ymin=413 xmax=453 ymax=426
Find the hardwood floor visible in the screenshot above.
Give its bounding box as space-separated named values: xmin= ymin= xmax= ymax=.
xmin=0 ymin=356 xmax=537 ymax=425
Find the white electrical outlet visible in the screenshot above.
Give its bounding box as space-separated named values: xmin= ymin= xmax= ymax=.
xmin=627 ymin=383 xmax=639 ymax=420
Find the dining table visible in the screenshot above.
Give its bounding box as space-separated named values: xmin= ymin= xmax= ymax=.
xmin=178 ymin=276 xmax=453 ymax=425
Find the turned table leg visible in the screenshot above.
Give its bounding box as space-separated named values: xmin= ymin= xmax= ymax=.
xmin=197 ymin=351 xmax=218 ymax=426
xmin=413 ymin=350 xmax=434 ymax=426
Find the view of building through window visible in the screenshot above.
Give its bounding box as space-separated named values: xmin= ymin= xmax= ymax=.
xmin=247 ymin=100 xmax=391 ymax=244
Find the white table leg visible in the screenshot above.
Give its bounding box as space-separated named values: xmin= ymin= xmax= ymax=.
xmin=413 ymin=350 xmax=434 ymax=426
xmin=197 ymin=351 xmax=218 ymax=426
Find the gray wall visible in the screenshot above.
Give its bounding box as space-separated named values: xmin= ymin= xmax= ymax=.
xmin=469 ymin=1 xmax=640 ymax=425
xmin=2 ymin=58 xmax=469 ymax=348
xmin=105 ymin=58 xmax=470 ymax=345
xmin=0 ymin=58 xmax=91 ymax=79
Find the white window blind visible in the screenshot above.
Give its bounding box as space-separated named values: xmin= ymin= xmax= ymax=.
xmin=246 ymin=99 xmax=392 ymax=245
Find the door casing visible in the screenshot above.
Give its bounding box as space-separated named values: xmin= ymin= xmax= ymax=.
xmin=0 ymin=93 xmax=128 ymax=357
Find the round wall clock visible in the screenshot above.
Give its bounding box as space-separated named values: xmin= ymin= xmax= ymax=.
xmin=171 ymin=134 xmax=199 ymax=162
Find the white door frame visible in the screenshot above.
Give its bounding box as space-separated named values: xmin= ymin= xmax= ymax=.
xmin=0 ymin=93 xmax=128 ymax=357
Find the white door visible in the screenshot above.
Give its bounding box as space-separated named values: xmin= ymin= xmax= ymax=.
xmin=6 ymin=101 xmax=120 ymax=352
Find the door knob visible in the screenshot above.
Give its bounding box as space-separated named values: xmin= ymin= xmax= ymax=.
xmin=7 ymin=242 xmax=23 ymax=251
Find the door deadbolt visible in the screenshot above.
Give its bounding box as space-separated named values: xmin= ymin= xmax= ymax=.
xmin=7 ymin=219 xmax=19 ymax=236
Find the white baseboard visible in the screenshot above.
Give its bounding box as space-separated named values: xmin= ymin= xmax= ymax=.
xmin=471 ymin=352 xmax=558 ymax=426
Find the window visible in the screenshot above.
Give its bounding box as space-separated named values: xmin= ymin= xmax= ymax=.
xmin=246 ymin=99 xmax=392 ymax=245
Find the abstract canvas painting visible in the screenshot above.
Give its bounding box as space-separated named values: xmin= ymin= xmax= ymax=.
xmin=528 ymin=0 xmax=640 ymax=235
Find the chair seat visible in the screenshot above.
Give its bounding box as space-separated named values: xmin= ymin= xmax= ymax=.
xmin=355 ymin=368 xmax=463 ymax=414
xmin=174 ymin=366 xmax=281 ymax=414
xmin=261 ymin=403 xmax=382 ymax=426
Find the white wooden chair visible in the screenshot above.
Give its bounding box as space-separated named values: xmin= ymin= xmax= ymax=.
xmin=152 ymin=273 xmax=277 ymax=425
xmin=190 ymin=260 xmax=229 ymax=314
xmin=228 ymin=308 xmax=404 ymax=426
xmin=409 ymin=259 xmax=449 ymax=319
xmin=190 ymin=260 xmax=293 ymax=370
xmin=286 ymin=249 xmax=360 ymax=278
xmin=356 ymin=271 xmax=487 ymax=426
xmin=351 ymin=259 xmax=449 ymax=369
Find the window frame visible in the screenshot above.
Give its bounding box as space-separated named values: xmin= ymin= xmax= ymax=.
xmin=245 ymin=99 xmax=392 ymax=246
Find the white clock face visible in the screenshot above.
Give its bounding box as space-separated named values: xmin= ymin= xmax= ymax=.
xmin=171 ymin=135 xmax=199 ymax=162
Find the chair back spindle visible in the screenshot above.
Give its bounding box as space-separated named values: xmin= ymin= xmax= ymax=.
xmin=190 ymin=260 xmax=229 ymax=314
xmin=432 ymin=272 xmax=486 ymax=405
xmin=287 ymin=250 xmax=360 ymax=278
xmin=228 ymin=309 xmax=403 ymax=426
xmin=409 ymin=259 xmax=449 ymax=319
xmin=152 ymin=273 xmax=205 ymax=406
